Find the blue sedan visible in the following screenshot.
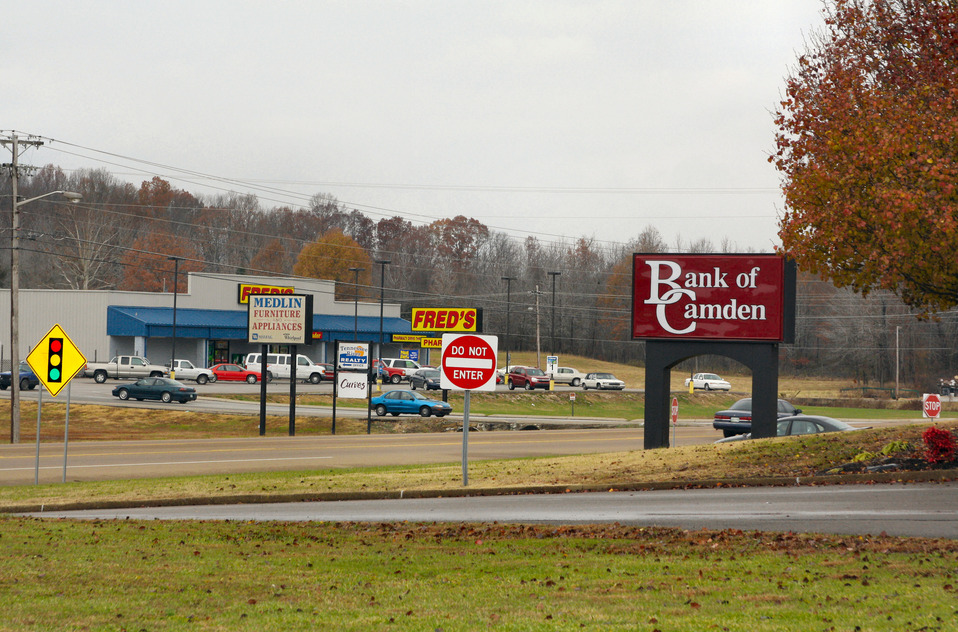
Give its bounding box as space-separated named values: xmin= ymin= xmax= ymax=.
xmin=370 ymin=390 xmax=452 ymax=418
xmin=0 ymin=362 xmax=39 ymax=391
xmin=112 ymin=377 xmax=197 ymax=404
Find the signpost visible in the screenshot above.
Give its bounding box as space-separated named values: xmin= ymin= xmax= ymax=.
xmin=923 ymin=393 xmax=942 ymax=419
xmin=25 ymin=324 xmax=86 ymax=484
xmin=439 ymin=333 xmax=498 ymax=485
xmin=671 ymin=397 xmax=679 ymax=446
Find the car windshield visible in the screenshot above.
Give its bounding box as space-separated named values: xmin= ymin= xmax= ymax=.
xmin=526 ymin=368 xmax=546 ymax=376
xmin=704 ymin=374 xmax=720 ymax=380
xmin=729 ymin=399 xmax=752 ymax=411
xmin=410 ymin=391 xmax=430 ymax=400
xmin=422 ymin=370 xmax=440 ymax=377
xmin=594 ymin=373 xmax=615 ymax=379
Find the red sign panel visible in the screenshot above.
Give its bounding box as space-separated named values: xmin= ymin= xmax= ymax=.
xmin=632 ymin=254 xmax=793 ymax=342
xmin=440 ymin=333 xmax=498 ymax=391
xmin=923 ymin=393 xmax=942 ymax=419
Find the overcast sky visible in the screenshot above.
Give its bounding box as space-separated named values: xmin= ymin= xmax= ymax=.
xmin=5 ymin=1 xmax=825 ymax=253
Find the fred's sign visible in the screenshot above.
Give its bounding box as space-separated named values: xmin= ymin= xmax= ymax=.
xmin=632 ymin=254 xmax=794 ymax=342
xmin=238 ymin=283 xmax=295 ymax=304
xmin=411 ymin=308 xmax=482 ymax=332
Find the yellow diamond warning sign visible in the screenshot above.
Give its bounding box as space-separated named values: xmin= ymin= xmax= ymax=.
xmin=26 ymin=324 xmax=87 ymax=397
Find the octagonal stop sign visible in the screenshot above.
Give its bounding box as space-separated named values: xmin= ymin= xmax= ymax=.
xmin=440 ymin=333 xmax=498 ymax=392
xmin=923 ymin=393 xmax=942 ymax=419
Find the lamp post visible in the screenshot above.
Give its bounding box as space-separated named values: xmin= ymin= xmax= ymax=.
xmin=349 ymin=267 xmax=364 ymax=341
xmin=548 ymin=271 xmax=561 ymax=355
xmin=501 ymin=276 xmax=515 ymax=372
xmin=168 ymin=256 xmax=181 ymax=379
xmin=375 ymin=260 xmax=390 ymax=356
xmin=8 ymin=187 xmax=81 ymax=443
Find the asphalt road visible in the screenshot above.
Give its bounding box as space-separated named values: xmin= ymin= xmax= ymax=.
xmin=27 ymin=482 xmax=958 ymax=539
xmin=0 ymin=426 xmax=725 ymax=485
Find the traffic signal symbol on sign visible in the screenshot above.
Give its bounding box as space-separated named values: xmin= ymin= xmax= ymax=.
xmin=48 ymin=338 xmax=63 ymax=382
xmin=25 ymin=324 xmax=87 ymax=397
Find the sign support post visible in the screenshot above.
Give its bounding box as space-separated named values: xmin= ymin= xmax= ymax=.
xmin=462 ymin=390 xmax=470 ymax=486
xmin=34 ymin=387 xmax=42 ymax=485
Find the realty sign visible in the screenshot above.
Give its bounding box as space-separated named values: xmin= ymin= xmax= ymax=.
xmin=338 ymin=342 xmax=370 ymax=370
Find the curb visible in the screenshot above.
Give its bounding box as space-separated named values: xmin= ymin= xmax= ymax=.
xmin=7 ymin=468 xmax=956 ymax=516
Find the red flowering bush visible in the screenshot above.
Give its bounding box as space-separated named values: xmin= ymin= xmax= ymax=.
xmin=922 ymin=426 xmax=957 ymax=463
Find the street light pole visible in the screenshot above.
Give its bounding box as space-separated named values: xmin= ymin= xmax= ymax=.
xmin=349 ymin=267 xmax=364 ymax=341
xmin=4 ymin=133 xmax=81 ymax=443
xmin=501 ymin=276 xmax=515 ymax=371
xmin=375 ymin=260 xmax=390 ymax=356
xmin=548 ymin=271 xmax=561 ymax=355
xmin=168 ymin=256 xmax=181 ymax=379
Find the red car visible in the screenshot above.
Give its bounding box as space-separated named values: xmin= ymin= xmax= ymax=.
xmin=209 ymin=363 xmax=268 ymax=383
xmin=507 ymin=366 xmax=550 ymax=391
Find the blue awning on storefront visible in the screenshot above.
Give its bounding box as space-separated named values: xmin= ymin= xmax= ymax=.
xmin=106 ymin=306 xmax=413 ymax=341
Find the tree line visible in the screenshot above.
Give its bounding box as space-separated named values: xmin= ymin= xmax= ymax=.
xmin=1 ymin=164 xmax=954 ymax=391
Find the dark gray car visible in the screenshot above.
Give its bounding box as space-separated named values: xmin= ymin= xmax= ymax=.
xmin=712 ymin=398 xmax=802 ymax=437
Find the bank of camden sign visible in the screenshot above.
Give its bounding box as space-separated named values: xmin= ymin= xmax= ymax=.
xmin=247 ymin=294 xmax=314 ymax=345
xmin=631 ymin=254 xmax=795 ymax=342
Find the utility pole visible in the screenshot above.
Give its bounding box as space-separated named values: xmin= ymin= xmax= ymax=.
xmin=548 ymin=271 xmax=561 ymax=355
xmin=532 ymin=285 xmax=542 ymax=369
xmin=2 ymin=133 xmax=43 ymax=444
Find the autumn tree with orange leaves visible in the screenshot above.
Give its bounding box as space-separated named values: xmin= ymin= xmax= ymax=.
xmin=293 ymin=229 xmax=372 ymax=301
xmin=772 ymin=0 xmax=958 ymax=314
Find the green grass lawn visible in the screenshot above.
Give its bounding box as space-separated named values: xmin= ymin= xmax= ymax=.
xmin=2 ymin=519 xmax=955 ymax=631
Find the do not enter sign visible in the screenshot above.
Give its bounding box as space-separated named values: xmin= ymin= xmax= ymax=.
xmin=440 ymin=333 xmax=498 ymax=391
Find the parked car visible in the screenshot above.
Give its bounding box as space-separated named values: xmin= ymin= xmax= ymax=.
xmin=243 ymin=352 xmax=327 ymax=383
xmin=377 ymin=358 xmax=422 ymax=384
xmin=370 ymin=390 xmax=452 ymax=417
xmin=507 ymin=366 xmax=551 ymax=390
xmin=0 ymin=361 xmax=39 ymax=391
xmin=582 ymin=373 xmax=625 ymax=390
xmin=712 ymin=398 xmax=802 ymax=437
xmin=209 ymin=363 xmax=268 ymax=383
xmin=409 ymin=368 xmax=442 ymax=390
xmin=684 ymin=372 xmax=731 ymax=391
xmin=112 ymin=377 xmax=197 ymax=403
xmin=166 ymin=359 xmax=215 ymax=384
xmin=715 ymin=415 xmax=862 ymax=443
xmin=548 ymin=366 xmax=584 ymax=387
xmin=317 ymin=363 xmax=335 ymax=381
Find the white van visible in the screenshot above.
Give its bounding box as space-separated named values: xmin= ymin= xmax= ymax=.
xmin=244 ymin=353 xmax=327 ymax=383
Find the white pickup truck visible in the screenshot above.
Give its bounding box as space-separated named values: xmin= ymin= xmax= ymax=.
xmin=166 ymin=359 xmax=215 ymax=384
xmin=83 ymin=355 xmax=167 ymax=383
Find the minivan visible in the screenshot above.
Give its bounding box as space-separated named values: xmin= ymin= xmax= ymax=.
xmin=244 ymin=353 xmax=328 ymax=383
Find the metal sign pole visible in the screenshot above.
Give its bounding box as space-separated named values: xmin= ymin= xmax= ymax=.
xmin=34 ymin=386 xmax=43 ymax=485
xmin=462 ymin=390 xmax=470 ymax=486
xmin=62 ymin=381 xmax=71 ymax=483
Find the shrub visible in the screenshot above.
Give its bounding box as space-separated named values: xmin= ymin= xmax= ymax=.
xmin=922 ymin=426 xmax=957 ymax=463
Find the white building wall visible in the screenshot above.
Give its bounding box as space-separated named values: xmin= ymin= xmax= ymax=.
xmin=0 ymin=272 xmax=401 ymax=367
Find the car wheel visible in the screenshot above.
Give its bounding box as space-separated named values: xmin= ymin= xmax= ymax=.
xmin=524 ymin=382 xmax=532 ymax=391
xmin=246 ymin=374 xmax=257 ymax=384
xmin=266 ymin=372 xmax=274 ymax=383
xmin=94 ymin=371 xmax=108 ymax=384
xmin=419 ymin=406 xmax=432 ymax=417
xmin=375 ymin=404 xmax=387 ymax=417
xmin=571 ymin=378 xmax=580 ymax=387
xmin=0 ymin=384 xmax=6 ymax=391
xmin=411 ymin=381 xmax=417 ymax=390
xmin=705 ymin=383 xmax=712 ymax=391
xmin=196 ymin=375 xmax=209 ymax=385
xmin=117 ymin=388 xmax=130 ymax=400
xmin=583 ymin=383 xmax=589 ymax=390
xmin=209 ymin=374 xmax=217 ymax=383
xmin=391 ymin=374 xmax=401 ymax=384
xmin=179 ymin=400 xmax=189 ymax=404
xmin=508 ymin=380 xmax=515 ymax=390
xmin=19 ymin=378 xmax=30 ymax=391
xmin=161 ymin=392 xmax=172 ymax=403
xmin=723 ymin=429 xmax=736 ymax=437
xmin=309 ymin=373 xmax=321 ymax=384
